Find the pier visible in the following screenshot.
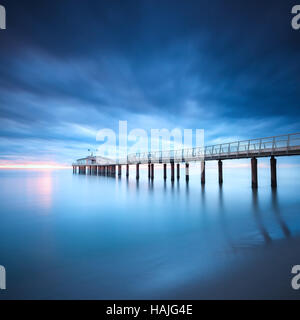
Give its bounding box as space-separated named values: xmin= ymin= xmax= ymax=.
xmin=73 ymin=133 xmax=300 ymax=188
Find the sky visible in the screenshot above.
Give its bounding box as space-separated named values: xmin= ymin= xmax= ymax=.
xmin=0 ymin=0 xmax=299 ymax=166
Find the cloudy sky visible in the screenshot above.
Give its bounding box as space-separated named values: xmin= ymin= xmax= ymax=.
xmin=0 ymin=0 xmax=299 ymax=165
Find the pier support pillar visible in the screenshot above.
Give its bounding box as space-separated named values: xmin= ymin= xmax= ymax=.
xmin=151 ymin=164 xmax=154 ymax=180
xmin=126 ymin=164 xmax=129 ymax=177
xmin=163 ymin=163 xmax=167 ymax=180
xmin=148 ymin=164 xmax=151 ymax=179
xmin=201 ymin=161 xmax=205 ymax=184
xmin=185 ymin=163 xmax=189 ymax=181
xmin=251 ymin=157 xmax=258 ymax=188
xmin=118 ymin=165 xmax=122 ymax=177
xmin=270 ymin=156 xmax=277 ymax=188
xmin=218 ymin=160 xmax=223 ymax=184
xmin=136 ymin=164 xmax=140 ymax=180
xmin=171 ymin=162 xmax=175 ymax=181
xmin=177 ymin=164 xmax=180 ymax=179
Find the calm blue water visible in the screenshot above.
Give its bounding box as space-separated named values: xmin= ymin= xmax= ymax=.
xmin=1 ymin=160 xmax=300 ymax=299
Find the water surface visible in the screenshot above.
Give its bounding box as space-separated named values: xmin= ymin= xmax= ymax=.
xmin=1 ymin=161 xmax=300 ymax=299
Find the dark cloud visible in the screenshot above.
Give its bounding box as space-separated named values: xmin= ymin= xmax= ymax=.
xmin=0 ymin=0 xmax=299 ymax=163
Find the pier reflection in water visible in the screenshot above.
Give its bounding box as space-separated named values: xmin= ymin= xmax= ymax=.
xmin=0 ymin=165 xmax=300 ymax=299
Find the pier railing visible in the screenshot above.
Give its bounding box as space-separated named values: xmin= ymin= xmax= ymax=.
xmin=125 ymin=132 xmax=300 ymax=164
xmin=73 ymin=133 xmax=300 ymax=166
